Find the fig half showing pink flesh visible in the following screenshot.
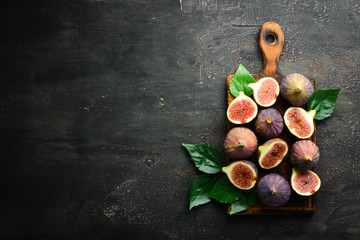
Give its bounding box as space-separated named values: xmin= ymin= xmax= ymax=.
xmin=291 ymin=168 xmax=321 ymax=196
xmin=227 ymin=91 xmax=258 ymax=124
xmin=284 ymin=107 xmax=315 ymax=139
xmin=248 ymin=77 xmax=280 ymax=107
xmin=222 ymin=160 xmax=258 ymax=190
xmin=258 ymin=138 xmax=288 ymax=169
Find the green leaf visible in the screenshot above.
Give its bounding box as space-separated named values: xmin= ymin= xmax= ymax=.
xmin=182 ymin=143 xmax=223 ymax=174
xmin=209 ymin=176 xmax=242 ymax=203
xmin=229 ymin=187 xmax=258 ymax=214
xmin=189 ymin=175 xmax=217 ymax=210
xmin=308 ymin=88 xmax=342 ymax=120
xmin=229 ymin=64 xmax=256 ymax=97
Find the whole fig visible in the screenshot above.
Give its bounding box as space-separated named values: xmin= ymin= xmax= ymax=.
xmin=290 ymin=140 xmax=319 ymax=171
xmin=255 ymin=108 xmax=283 ymax=139
xmin=257 ymin=173 xmax=291 ymax=207
xmin=224 ymin=127 xmax=258 ymax=159
xmin=281 ymin=73 xmax=314 ymax=106
xmin=223 ymin=160 xmax=258 ymax=190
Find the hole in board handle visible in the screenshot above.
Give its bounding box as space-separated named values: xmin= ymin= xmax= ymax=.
xmin=265 ymin=32 xmax=276 ymax=45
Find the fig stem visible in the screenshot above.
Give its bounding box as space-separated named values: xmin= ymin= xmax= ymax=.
xmin=305 ymin=156 xmax=312 ymax=162
xmin=308 ymin=109 xmax=316 ymax=119
xmin=266 ymin=118 xmax=272 ymax=124
xmin=295 ymin=87 xmax=302 ymax=94
xmin=258 ymin=146 xmax=265 ymax=152
xmin=226 ymin=142 xmax=245 ymax=149
xmin=270 ymin=190 xmax=276 ymax=195
xmin=234 ymin=141 xmax=245 ymax=148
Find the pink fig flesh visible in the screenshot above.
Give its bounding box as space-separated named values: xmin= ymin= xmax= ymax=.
xmin=258 ymin=138 xmax=288 ymax=169
xmin=291 ymin=169 xmax=321 ymax=196
xmin=227 ymin=91 xmax=258 ymax=124
xmin=284 ymin=107 xmax=315 ymax=139
xmin=223 ymin=160 xmax=258 ymax=190
xmin=230 ymin=163 xmax=255 ymax=189
xmin=249 ymin=77 xmax=280 ymax=107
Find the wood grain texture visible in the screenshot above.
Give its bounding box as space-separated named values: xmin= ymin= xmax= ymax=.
xmin=0 ymin=0 xmax=359 ymax=239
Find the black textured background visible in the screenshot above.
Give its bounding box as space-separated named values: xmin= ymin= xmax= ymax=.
xmin=0 ymin=0 xmax=359 ymax=239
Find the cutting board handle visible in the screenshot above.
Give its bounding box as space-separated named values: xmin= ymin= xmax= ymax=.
xmin=259 ymin=22 xmax=284 ymax=79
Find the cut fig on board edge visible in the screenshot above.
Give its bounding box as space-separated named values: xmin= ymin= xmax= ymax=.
xmin=257 ymin=173 xmax=291 ymax=207
xmin=224 ymin=127 xmax=258 ymax=159
xmin=258 ymin=138 xmax=288 ymax=169
xmin=255 ymin=108 xmax=284 ymax=140
xmin=291 ymin=168 xmax=321 ymax=196
xmin=281 ymin=73 xmax=314 ymax=106
xmin=227 ymin=91 xmax=258 ymax=124
xmin=284 ymin=107 xmax=315 ymax=139
xmin=249 ymin=77 xmax=280 ymax=107
xmin=290 ymin=140 xmax=319 ymax=171
xmin=222 ymin=160 xmax=258 ymax=190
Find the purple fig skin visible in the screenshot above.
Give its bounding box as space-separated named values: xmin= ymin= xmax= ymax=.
xmin=255 ymin=108 xmax=284 ymax=139
xmin=240 ymin=160 xmax=258 ymax=176
xmin=257 ymin=173 xmax=291 ymax=207
xmin=261 ymin=138 xmax=286 ymax=147
xmin=224 ymin=127 xmax=258 ymax=159
xmin=290 ymin=140 xmax=319 ymax=171
xmin=281 ymin=73 xmax=314 ymax=106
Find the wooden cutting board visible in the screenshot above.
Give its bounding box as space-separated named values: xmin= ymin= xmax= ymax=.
xmin=226 ymin=22 xmax=316 ymax=215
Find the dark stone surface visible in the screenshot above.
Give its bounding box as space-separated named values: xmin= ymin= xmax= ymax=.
xmin=0 ymin=0 xmax=359 ymax=239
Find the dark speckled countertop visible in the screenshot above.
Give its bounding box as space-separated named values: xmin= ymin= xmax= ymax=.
xmin=0 ymin=0 xmax=359 ymax=239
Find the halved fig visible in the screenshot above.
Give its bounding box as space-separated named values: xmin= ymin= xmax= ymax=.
xmin=290 ymin=140 xmax=319 ymax=171
xmin=284 ymin=107 xmax=316 ymax=139
xmin=257 ymin=173 xmax=291 ymax=207
xmin=248 ymin=77 xmax=280 ymax=107
xmin=281 ymin=73 xmax=314 ymax=106
xmin=222 ymin=160 xmax=258 ymax=190
xmin=227 ymin=91 xmax=258 ymax=124
xmin=255 ymin=108 xmax=284 ymax=139
xmin=258 ymin=138 xmax=288 ymax=169
xmin=291 ymin=168 xmax=321 ymax=196
xmin=224 ymin=127 xmax=258 ymax=159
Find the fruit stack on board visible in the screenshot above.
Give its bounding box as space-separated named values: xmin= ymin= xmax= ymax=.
xmin=183 ymin=22 xmax=340 ymax=215
xmin=224 ymin=22 xmax=321 ymax=214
